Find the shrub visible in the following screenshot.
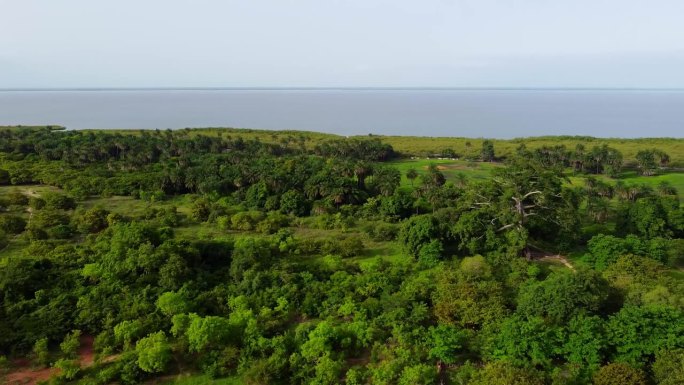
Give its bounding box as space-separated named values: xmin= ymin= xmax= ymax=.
xmin=33 ymin=337 xmax=51 ymax=367
xmin=592 ymin=363 xmax=647 ymax=385
xmin=0 ymin=215 xmax=27 ymax=234
xmin=43 ymin=192 xmax=76 ymax=210
xmin=29 ymin=196 xmax=46 ymax=210
xmin=418 ymin=240 xmax=443 ymax=268
xmin=54 ymin=358 xmax=81 ymax=381
xmin=75 ymin=207 xmax=110 ymax=233
xmin=231 ymin=211 xmax=265 ymax=231
xmin=6 ymin=190 xmax=28 ymax=206
xmin=365 ymin=222 xmax=399 ymax=241
xmin=201 ymin=346 xmax=240 ymax=378
xmin=0 ymin=231 xmax=8 ymax=251
xmin=319 ymin=237 xmax=340 ymax=256
xmin=280 ymin=190 xmax=308 ymax=216
xmin=60 ymin=330 xmax=81 ymax=359
xmin=338 ymin=236 xmax=364 ymax=258
xmin=191 ymin=198 xmax=212 ymax=222
xmin=216 ymin=215 xmax=232 ymax=230
xmin=135 ymin=331 xmax=171 ymax=373
xmin=256 ymin=212 xmax=290 ymax=234
xmin=398 ymin=215 xmax=440 ymax=258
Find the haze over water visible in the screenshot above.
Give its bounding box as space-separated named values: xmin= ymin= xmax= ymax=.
xmin=1 ymin=89 xmax=683 ymax=139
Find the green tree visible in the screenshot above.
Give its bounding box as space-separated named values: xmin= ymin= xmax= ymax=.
xmin=398 ymin=364 xmax=436 ymax=385
xmin=516 ymin=270 xmax=609 ymax=324
xmin=653 ymin=349 xmax=684 ymax=385
xmin=406 ymin=168 xmax=418 ymax=186
xmin=398 ymin=214 xmax=440 ymax=258
xmin=0 ymin=215 xmax=26 ymax=234
xmin=470 ymin=361 xmax=544 ymax=385
xmin=75 ymin=206 xmax=110 ymax=233
xmin=156 ymin=290 xmax=190 ymax=316
xmin=0 ymin=230 xmax=8 ymax=251
xmin=592 ymin=363 xmax=647 ymax=385
xmin=428 ymin=324 xmax=467 ymax=364
xmin=562 ymin=314 xmax=606 ymax=379
xmin=136 ymin=331 xmax=172 ymax=373
xmin=60 ymin=330 xmax=81 ymax=359
xmin=186 ymin=314 xmax=233 ymax=352
xmin=191 ymin=197 xmax=212 ymax=222
xmin=42 ymin=192 xmax=76 ymax=210
xmin=464 ymin=157 xmax=579 ymax=256
xmin=371 ymin=166 xmax=401 ymax=196
xmin=418 ymin=239 xmax=443 ymax=267
xmin=481 ymin=140 xmax=495 ymax=162
xmin=279 ymin=189 xmax=308 ymax=216
xmin=607 ymin=305 xmax=684 ymax=365
xmin=0 ymin=169 xmax=10 ymax=185
xmin=434 ymin=256 xmax=508 ymax=328
xmin=33 ymin=337 xmax=50 ymax=367
xmin=486 ymin=315 xmax=559 ymax=368
xmin=54 ymin=358 xmax=81 ymax=380
xmin=636 ymin=149 xmax=658 ymax=176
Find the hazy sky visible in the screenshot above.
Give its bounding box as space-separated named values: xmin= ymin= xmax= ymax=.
xmin=2 ymin=0 xmax=684 ymax=88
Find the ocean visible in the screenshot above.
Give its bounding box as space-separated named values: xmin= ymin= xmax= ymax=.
xmin=0 ymin=89 xmax=682 ymax=138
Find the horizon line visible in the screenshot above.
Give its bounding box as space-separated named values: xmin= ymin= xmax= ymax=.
xmin=3 ymin=86 xmax=684 ymax=92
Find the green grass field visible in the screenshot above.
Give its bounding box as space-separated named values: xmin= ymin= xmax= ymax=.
xmin=388 ymin=158 xmax=501 ymax=187
xmin=390 ymin=158 xmax=684 ymax=201
xmin=378 ymin=135 xmax=684 ymax=167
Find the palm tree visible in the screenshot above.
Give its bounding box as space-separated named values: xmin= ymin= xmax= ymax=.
xmin=354 ymin=161 xmax=373 ymax=190
xmin=406 ymin=168 xmax=418 ymax=186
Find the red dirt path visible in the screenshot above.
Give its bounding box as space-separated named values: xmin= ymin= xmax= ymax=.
xmin=5 ymin=335 xmax=96 ymax=385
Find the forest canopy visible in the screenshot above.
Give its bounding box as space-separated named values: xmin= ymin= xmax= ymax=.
xmin=0 ymin=127 xmax=683 ymax=385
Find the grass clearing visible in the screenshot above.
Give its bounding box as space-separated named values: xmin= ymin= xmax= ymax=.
xmin=388 ymin=158 xmax=500 ymax=187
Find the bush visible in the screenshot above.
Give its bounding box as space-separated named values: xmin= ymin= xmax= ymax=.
xmin=75 ymin=207 xmax=110 ymax=233
xmin=139 ymin=190 xmax=165 ymax=202
xmin=0 ymin=215 xmax=27 ymax=234
xmin=592 ymin=363 xmax=647 ymax=385
xmin=0 ymin=169 xmax=9 ymax=185
xmin=216 ymin=215 xmax=232 ymax=230
xmin=201 ymin=346 xmax=240 ymax=378
xmin=294 ymin=238 xmax=322 ymax=256
xmin=256 ymin=212 xmax=290 ymax=234
xmin=0 ymin=230 xmax=8 ymax=250
xmin=319 ymin=237 xmax=341 ymax=256
xmin=48 ymin=224 xmax=74 ymax=240
xmin=364 ymin=222 xmax=399 ymax=241
xmin=29 ymin=196 xmax=46 ymax=210
xmin=280 ymin=190 xmax=308 ymax=216
xmin=135 ymin=331 xmax=171 ymax=373
xmin=33 ymin=337 xmax=51 ymax=367
xmin=43 ymin=192 xmax=76 ymax=210
xmin=312 ymin=213 xmax=355 ymax=230
xmin=54 ymin=358 xmax=81 ymax=381
xmin=6 ymin=189 xmax=28 ymax=206
xmin=60 ymin=330 xmax=81 ymax=359
xmin=418 ymin=240 xmax=443 ymax=268
xmin=398 ymin=215 xmax=440 ymax=258
xmin=231 ymin=211 xmax=265 ymax=231
xmin=338 ymin=236 xmax=364 ymax=258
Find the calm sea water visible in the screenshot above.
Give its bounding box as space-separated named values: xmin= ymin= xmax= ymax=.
xmin=0 ymin=89 xmax=683 ymax=138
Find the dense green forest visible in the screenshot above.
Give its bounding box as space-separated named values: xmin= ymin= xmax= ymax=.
xmin=1 ymin=127 xmax=683 ymax=385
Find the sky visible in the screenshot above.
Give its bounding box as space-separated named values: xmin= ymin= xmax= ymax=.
xmin=2 ymin=0 xmax=684 ymax=88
